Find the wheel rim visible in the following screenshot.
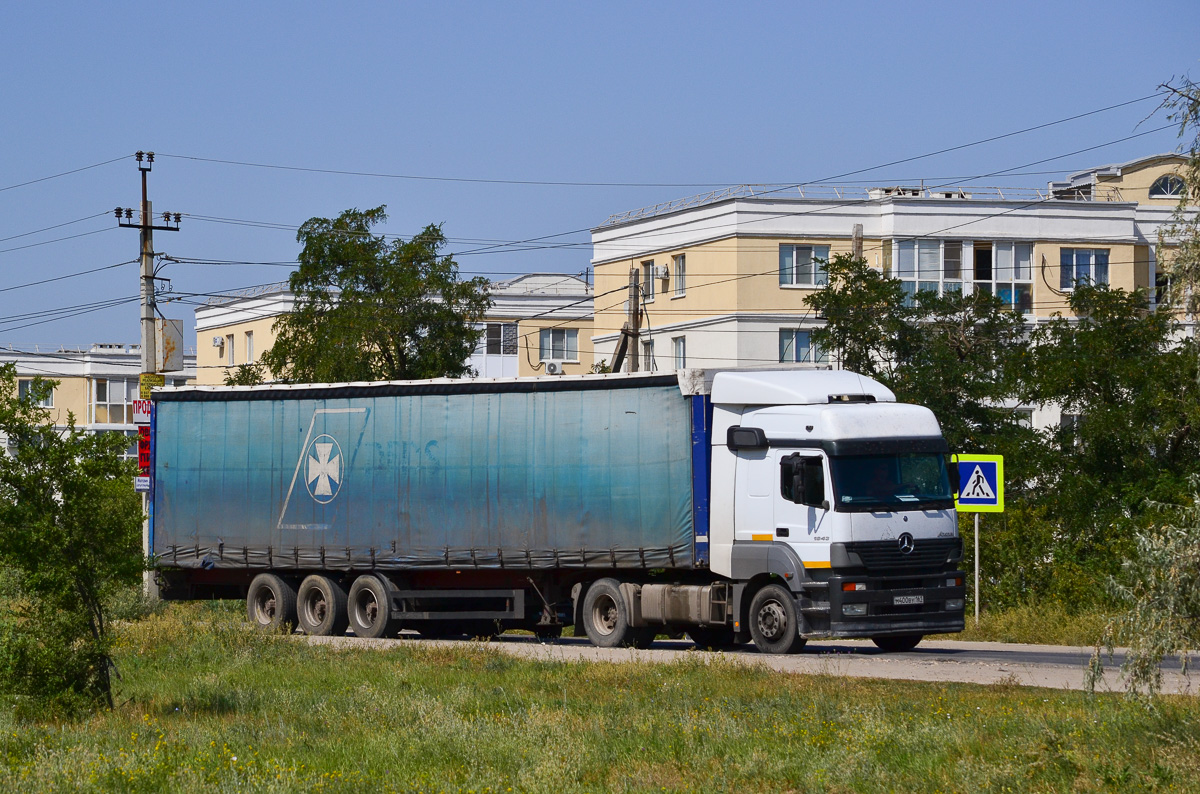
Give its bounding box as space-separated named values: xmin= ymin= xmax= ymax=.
xmin=303 ymin=587 xmax=328 ymax=627
xmin=755 ymin=598 xmax=788 ymax=641
xmin=590 ymin=593 xmax=619 ymax=637
xmin=253 ymin=586 xmax=277 ymax=626
xmin=355 ymin=587 xmax=380 ymax=628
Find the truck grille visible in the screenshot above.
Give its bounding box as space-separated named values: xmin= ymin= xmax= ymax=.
xmin=844 ymin=538 xmax=958 ymax=573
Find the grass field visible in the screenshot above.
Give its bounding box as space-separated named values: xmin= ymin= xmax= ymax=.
xmin=1 ymin=601 xmax=1197 ymax=793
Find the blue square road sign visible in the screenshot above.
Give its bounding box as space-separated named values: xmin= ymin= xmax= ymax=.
xmin=954 ymin=454 xmax=1003 ymax=513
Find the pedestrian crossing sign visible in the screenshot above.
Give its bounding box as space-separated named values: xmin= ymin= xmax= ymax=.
xmin=954 ymin=454 xmax=1003 ymax=513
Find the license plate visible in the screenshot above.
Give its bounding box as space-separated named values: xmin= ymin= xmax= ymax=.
xmin=893 ymin=595 xmax=924 ymax=605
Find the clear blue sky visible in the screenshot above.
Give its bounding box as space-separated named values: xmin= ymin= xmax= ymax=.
xmin=2 ymin=1 xmax=1197 ymax=347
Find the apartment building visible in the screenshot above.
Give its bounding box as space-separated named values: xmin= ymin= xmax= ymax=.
xmin=192 ymin=273 xmax=594 ymax=384
xmin=589 ymin=153 xmax=1187 ymax=374
xmin=1 ymin=343 xmax=196 ymax=457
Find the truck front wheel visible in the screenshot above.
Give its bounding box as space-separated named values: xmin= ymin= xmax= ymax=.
xmin=297 ymin=575 xmax=349 ymax=636
xmin=748 ymin=584 xmax=807 ymax=654
xmin=247 ymin=573 xmax=297 ymax=632
xmin=581 ymin=578 xmax=653 ymax=649
xmin=348 ymin=575 xmax=397 ymax=639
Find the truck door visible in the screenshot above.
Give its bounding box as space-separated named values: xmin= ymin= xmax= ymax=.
xmin=774 ymin=451 xmax=831 ymax=557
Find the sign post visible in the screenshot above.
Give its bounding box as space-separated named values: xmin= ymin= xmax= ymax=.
xmin=953 ymin=454 xmax=1004 ymax=626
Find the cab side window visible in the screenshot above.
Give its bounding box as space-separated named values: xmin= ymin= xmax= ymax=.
xmin=780 ymin=454 xmax=825 ymax=507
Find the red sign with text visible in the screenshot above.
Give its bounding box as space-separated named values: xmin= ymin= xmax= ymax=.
xmin=137 ymin=426 xmax=151 ymax=473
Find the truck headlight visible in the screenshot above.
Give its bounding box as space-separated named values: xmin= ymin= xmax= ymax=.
xmin=945 ymin=598 xmax=964 ymax=611
xmin=843 ymin=603 xmax=867 ymax=616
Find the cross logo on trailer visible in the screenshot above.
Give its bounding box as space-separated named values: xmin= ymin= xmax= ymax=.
xmin=305 ymin=434 xmax=342 ymax=504
xmin=897 ymin=533 xmax=915 ymax=555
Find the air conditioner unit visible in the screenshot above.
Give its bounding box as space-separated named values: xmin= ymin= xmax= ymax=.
xmin=212 ymin=336 xmax=225 ymax=348
xmin=545 ymin=360 xmax=565 ymax=375
xmin=654 ymin=264 xmax=669 ymax=280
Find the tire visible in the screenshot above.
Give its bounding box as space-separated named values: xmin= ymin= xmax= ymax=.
xmin=347 ymin=575 xmax=397 ymax=639
xmin=872 ymin=634 xmax=923 ymax=653
xmin=748 ymin=583 xmax=807 ymax=654
xmin=581 ymin=578 xmax=644 ymax=648
xmin=688 ymin=625 xmax=737 ymax=650
xmin=296 ymin=575 xmax=349 ymax=636
xmin=246 ymin=573 xmax=297 ymax=632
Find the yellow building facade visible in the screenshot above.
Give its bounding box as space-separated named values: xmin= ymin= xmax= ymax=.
xmin=589 ymin=154 xmax=1187 ymax=374
xmin=192 ymin=274 xmax=594 ymax=384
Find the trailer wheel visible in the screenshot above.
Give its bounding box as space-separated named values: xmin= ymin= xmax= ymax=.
xmin=247 ymin=573 xmax=297 ymax=632
xmin=297 ymin=575 xmax=349 ymax=636
xmin=748 ymin=584 xmax=807 ymax=654
xmin=347 ymin=575 xmax=396 ymax=639
xmin=871 ymin=634 xmax=923 ymax=653
xmin=581 ymin=578 xmax=643 ymax=648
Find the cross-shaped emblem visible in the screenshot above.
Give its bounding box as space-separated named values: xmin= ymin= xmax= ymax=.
xmin=307 ymin=439 xmax=340 ymax=500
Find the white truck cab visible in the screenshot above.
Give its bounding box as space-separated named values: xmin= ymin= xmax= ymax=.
xmin=704 ymin=369 xmax=966 ymax=648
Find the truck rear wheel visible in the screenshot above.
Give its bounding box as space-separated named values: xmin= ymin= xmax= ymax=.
xmin=247 ymin=573 xmax=297 ymax=632
xmin=581 ymin=578 xmax=652 ymax=648
xmin=748 ymin=584 xmax=807 ymax=655
xmin=872 ymin=634 xmax=923 ymax=652
xmin=297 ymin=575 xmax=349 ymax=636
xmin=347 ymin=575 xmax=397 ymax=639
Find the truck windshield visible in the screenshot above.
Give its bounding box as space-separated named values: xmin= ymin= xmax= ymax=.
xmin=829 ymin=454 xmax=953 ymax=511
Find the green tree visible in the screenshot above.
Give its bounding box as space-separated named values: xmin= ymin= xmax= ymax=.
xmin=806 ymin=253 xmax=1033 ymax=458
xmin=0 ymin=366 xmax=143 ymax=710
xmin=260 ymin=206 xmax=491 ymax=383
xmin=223 ymin=363 xmax=265 ymax=386
xmin=1157 ymin=76 xmax=1200 ymax=318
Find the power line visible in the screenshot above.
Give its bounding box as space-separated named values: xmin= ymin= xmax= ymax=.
xmin=0 ymin=155 xmax=131 ymax=195
xmin=0 ymin=211 xmax=114 ymax=245
xmin=0 ymin=225 xmax=117 ymax=256
xmin=0 ymin=259 xmax=137 ymax=294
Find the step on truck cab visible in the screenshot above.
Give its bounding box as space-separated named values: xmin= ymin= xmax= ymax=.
xmin=150 ymin=367 xmax=964 ymax=654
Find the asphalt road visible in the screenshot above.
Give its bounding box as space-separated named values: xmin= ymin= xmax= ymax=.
xmin=304 ymin=632 xmax=1196 ymax=696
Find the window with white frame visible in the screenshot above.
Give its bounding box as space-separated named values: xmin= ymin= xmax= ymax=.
xmin=91 ymin=377 xmax=136 ymax=424
xmin=778 ymin=329 xmax=827 ymax=364
xmin=672 ymin=336 xmax=686 ymax=369
xmin=225 ymin=334 xmax=235 ymax=366
xmin=245 ymin=331 xmax=254 ymax=362
xmin=17 ymin=379 xmax=53 ymax=408
xmin=1059 ymin=248 xmax=1109 ymax=290
xmin=641 ymin=261 xmax=655 ymax=301
xmin=1149 ymin=174 xmax=1185 ymax=198
xmin=484 ymin=322 xmax=518 ymax=355
xmin=641 ymin=339 xmax=655 ymax=371
xmin=779 ymin=244 xmax=830 ymax=287
xmin=673 ymin=254 xmax=685 ymax=297
xmin=979 ymin=243 xmax=1034 ymax=313
xmin=539 ymin=328 xmax=578 ymax=362
xmin=896 ymin=240 xmax=962 ymax=301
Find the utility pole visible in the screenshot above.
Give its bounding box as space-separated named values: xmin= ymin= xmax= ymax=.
xmin=116 ymin=151 xmax=180 ymax=376
xmin=609 ymin=267 xmax=642 ymax=374
xmin=116 ymin=151 xmax=181 ymax=598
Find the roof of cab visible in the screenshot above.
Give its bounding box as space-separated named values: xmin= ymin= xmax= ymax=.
xmin=709 ymin=369 xmax=895 ymax=406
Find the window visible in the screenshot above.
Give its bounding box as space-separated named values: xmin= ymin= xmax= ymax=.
xmin=780 ymin=454 xmax=825 ymax=507
xmin=779 ymin=244 xmax=830 ymax=286
xmin=1059 ymin=248 xmax=1109 ymax=289
xmin=483 ymin=323 xmax=517 ymax=355
xmin=92 ymin=378 xmax=136 ymax=424
xmin=1149 ymin=174 xmax=1185 ymax=199
xmin=897 ymin=239 xmax=963 ymax=302
xmin=641 ymin=339 xmax=655 ymax=371
xmin=672 ymin=336 xmax=686 ymax=369
xmin=245 ymin=331 xmax=254 ymax=362
xmin=17 ymin=379 xmax=53 ymax=408
xmin=97 ymin=429 xmax=139 ymax=461
xmin=225 ymin=334 xmax=235 ymax=366
xmin=641 ymin=261 xmax=655 ymax=302
xmin=673 ymin=254 xmax=686 ymax=297
xmin=779 ymin=329 xmax=828 ymax=364
xmin=989 ymin=243 xmax=1034 ymax=313
xmin=539 ymin=328 xmax=578 ymax=361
